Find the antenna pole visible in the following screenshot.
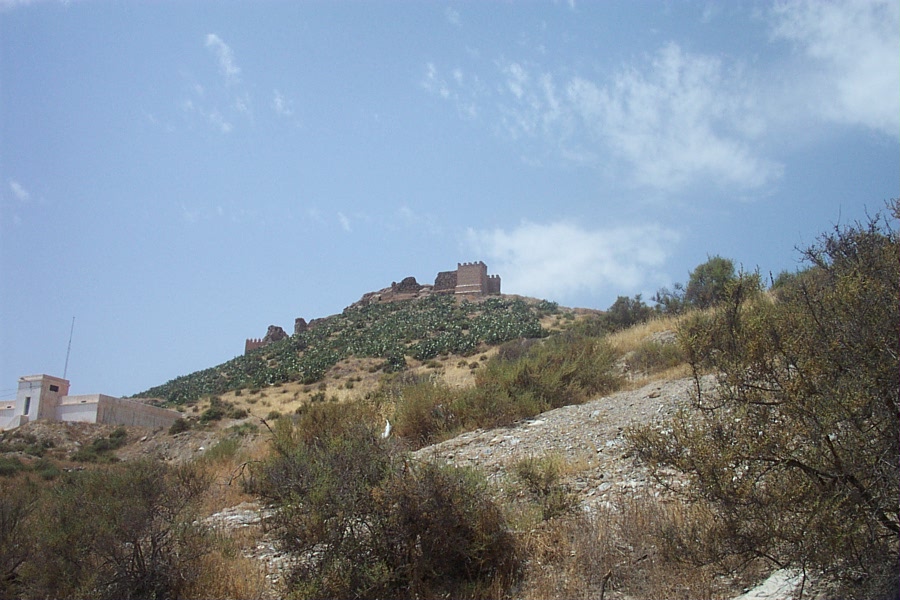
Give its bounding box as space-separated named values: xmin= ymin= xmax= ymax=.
xmin=63 ymin=316 xmax=75 ymax=379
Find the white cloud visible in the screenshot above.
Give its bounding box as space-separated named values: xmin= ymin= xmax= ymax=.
xmin=770 ymin=0 xmax=899 ymax=136
xmin=273 ymin=90 xmax=294 ymax=117
xmin=423 ymin=63 xmax=451 ymax=99
xmin=488 ymin=47 xmax=782 ymax=191
xmin=573 ymin=44 xmax=782 ymax=190
xmin=205 ymin=33 xmax=241 ymax=85
xmin=422 ymin=63 xmax=479 ymax=119
xmin=466 ymin=221 xmax=679 ymax=301
xmin=445 ymin=7 xmax=460 ymax=26
xmin=8 ymin=179 xmax=30 ymax=202
xmin=337 ymin=212 xmax=352 ymax=232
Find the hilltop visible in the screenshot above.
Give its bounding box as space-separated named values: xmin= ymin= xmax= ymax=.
xmin=136 ymin=293 xmax=566 ymax=409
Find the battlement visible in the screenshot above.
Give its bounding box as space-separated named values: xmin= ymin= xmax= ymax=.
xmin=245 ymin=338 xmax=266 ymax=353
xmin=244 ymin=325 xmax=289 ymax=355
xmin=437 ymin=261 xmax=500 ymax=296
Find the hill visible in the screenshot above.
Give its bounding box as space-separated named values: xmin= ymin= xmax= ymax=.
xmin=137 ymin=294 xmax=561 ymax=407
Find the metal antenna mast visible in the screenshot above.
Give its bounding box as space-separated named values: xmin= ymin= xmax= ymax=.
xmin=63 ymin=316 xmax=75 ymax=379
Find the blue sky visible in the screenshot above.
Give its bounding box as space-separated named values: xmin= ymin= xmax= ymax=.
xmin=1 ymin=0 xmax=897 ymax=398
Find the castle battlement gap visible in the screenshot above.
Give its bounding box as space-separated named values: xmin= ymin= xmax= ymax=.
xmin=0 ymin=374 xmax=181 ymax=431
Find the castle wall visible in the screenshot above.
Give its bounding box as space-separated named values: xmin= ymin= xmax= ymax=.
xmin=486 ymin=274 xmax=501 ymax=295
xmin=245 ymin=338 xmax=266 ymax=354
xmin=433 ymin=270 xmax=457 ymax=293
xmin=455 ymin=261 xmax=488 ymax=295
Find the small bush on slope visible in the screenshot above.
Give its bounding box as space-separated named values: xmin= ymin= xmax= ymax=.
xmin=248 ymin=406 xmax=520 ymax=599
xmin=392 ymin=333 xmax=622 ymax=448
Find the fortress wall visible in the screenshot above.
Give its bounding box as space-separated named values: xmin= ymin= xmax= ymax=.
xmin=455 ymin=261 xmax=488 ymax=295
xmin=486 ymin=274 xmax=501 ymax=295
xmin=433 ymin=270 xmax=457 ymax=293
xmin=245 ymin=338 xmax=266 ymax=354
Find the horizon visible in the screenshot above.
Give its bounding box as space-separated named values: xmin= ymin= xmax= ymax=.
xmin=1 ymin=0 xmax=897 ymax=398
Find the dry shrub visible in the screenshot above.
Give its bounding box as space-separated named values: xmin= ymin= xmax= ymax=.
xmin=519 ymin=496 xmax=739 ymax=600
xmin=624 ymin=339 xmax=686 ymax=375
xmin=249 ymin=419 xmax=521 ymax=599
xmin=511 ymin=454 xmax=578 ymax=521
xmin=183 ymin=529 xmax=270 ymax=599
xmin=195 ymin=435 xmax=264 ymax=517
xmin=630 ymin=208 xmax=899 ymax=599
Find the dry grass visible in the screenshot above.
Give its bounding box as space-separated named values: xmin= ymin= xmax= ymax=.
xmin=195 ymin=435 xmax=267 ymax=517
xmin=183 ymin=528 xmax=271 ymax=600
xmin=606 ymin=314 xmax=685 ymax=355
xmin=517 ymin=495 xmax=750 ymax=600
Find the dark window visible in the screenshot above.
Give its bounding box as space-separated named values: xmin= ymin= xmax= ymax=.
xmin=24 ymin=397 xmax=31 ymax=415
xmin=49 ymin=385 xmax=59 ymax=392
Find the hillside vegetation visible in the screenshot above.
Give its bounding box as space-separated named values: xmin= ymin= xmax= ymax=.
xmin=138 ymin=295 xmax=554 ymax=406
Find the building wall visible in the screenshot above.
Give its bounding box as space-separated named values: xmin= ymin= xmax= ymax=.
xmin=455 ymin=261 xmax=488 ymax=295
xmin=3 ymin=375 xmax=182 ymax=431
xmin=15 ymin=374 xmax=69 ymax=423
xmin=96 ymin=396 xmax=181 ymax=429
xmin=245 ymin=338 xmax=266 ymax=354
xmin=56 ymin=396 xmax=102 ymax=423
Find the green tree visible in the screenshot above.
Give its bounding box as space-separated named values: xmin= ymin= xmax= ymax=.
xmin=684 ymin=255 xmax=736 ymax=309
xmin=604 ymin=294 xmax=653 ymax=331
xmin=629 ymin=204 xmax=899 ymax=598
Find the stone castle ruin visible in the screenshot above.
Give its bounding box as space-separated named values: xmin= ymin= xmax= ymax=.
xmin=1 ymin=374 xmax=181 ymax=431
xmin=244 ymin=261 xmax=501 ymax=355
xmin=434 ymin=261 xmax=501 ymax=296
xmin=244 ymin=324 xmax=289 ymax=354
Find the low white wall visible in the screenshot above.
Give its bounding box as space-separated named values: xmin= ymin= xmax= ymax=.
xmin=97 ymin=396 xmax=180 ymax=430
xmin=56 ymin=396 xmax=101 ymax=423
xmin=0 ymin=406 xmax=23 ymax=431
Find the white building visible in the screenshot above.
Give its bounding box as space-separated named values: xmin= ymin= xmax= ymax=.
xmin=1 ymin=374 xmax=181 ymax=431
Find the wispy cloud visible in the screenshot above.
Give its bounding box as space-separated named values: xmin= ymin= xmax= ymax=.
xmin=466 ymin=221 xmax=679 ymax=301
xmin=337 ymin=212 xmax=352 ymax=232
xmin=205 ymin=33 xmax=241 ymax=85
xmin=272 ymin=90 xmax=294 ymax=117
xmin=567 ymin=45 xmax=781 ymax=190
xmin=492 ymin=47 xmax=781 ymax=191
xmin=181 ymin=98 xmax=233 ymax=133
xmin=429 ymin=46 xmax=782 ymax=192
xmin=8 ymin=179 xmax=31 ymax=202
xmin=770 ymin=0 xmax=899 ymax=136
xmin=445 ymin=7 xmax=460 ymax=26
xmin=422 ymin=63 xmax=479 ymax=119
